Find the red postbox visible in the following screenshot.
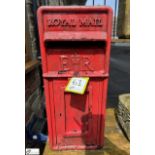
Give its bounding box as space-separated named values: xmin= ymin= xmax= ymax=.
xmin=37 ymin=6 xmax=113 ymax=150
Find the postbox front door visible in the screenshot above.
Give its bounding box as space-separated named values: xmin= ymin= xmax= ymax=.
xmin=37 ymin=6 xmax=112 ymax=150
xmin=53 ymin=82 xmax=95 ymax=147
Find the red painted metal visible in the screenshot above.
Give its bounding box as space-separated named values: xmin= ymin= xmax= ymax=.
xmin=37 ymin=6 xmax=113 ymax=150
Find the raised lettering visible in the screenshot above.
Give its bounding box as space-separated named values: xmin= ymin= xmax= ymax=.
xmin=60 ymin=56 xmax=70 ymax=71
xmin=71 ymin=54 xmax=81 ymax=71
xmin=47 ymin=18 xmax=102 ymax=27
xmin=80 ymin=18 xmax=103 ymax=27
xmin=83 ymin=57 xmax=94 ymax=71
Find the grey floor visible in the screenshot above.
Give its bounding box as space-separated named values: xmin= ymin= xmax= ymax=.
xmin=107 ymin=43 xmax=130 ymax=108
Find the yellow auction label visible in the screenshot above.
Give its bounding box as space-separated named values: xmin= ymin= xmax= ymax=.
xmin=65 ymin=77 xmax=89 ymax=95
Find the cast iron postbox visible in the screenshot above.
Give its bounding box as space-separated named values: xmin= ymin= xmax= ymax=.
xmin=37 ymin=6 xmax=113 ymax=150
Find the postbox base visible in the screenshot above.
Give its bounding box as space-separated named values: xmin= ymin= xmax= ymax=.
xmin=50 ymin=144 xmax=103 ymax=150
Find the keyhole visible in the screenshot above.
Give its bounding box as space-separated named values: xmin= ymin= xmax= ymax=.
xmin=60 ymin=113 xmax=62 ymax=117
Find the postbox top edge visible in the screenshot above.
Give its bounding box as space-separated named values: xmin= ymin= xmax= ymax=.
xmin=37 ymin=6 xmax=113 ymax=15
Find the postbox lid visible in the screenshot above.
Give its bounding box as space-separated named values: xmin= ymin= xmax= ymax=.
xmin=38 ymin=6 xmax=113 ymax=42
